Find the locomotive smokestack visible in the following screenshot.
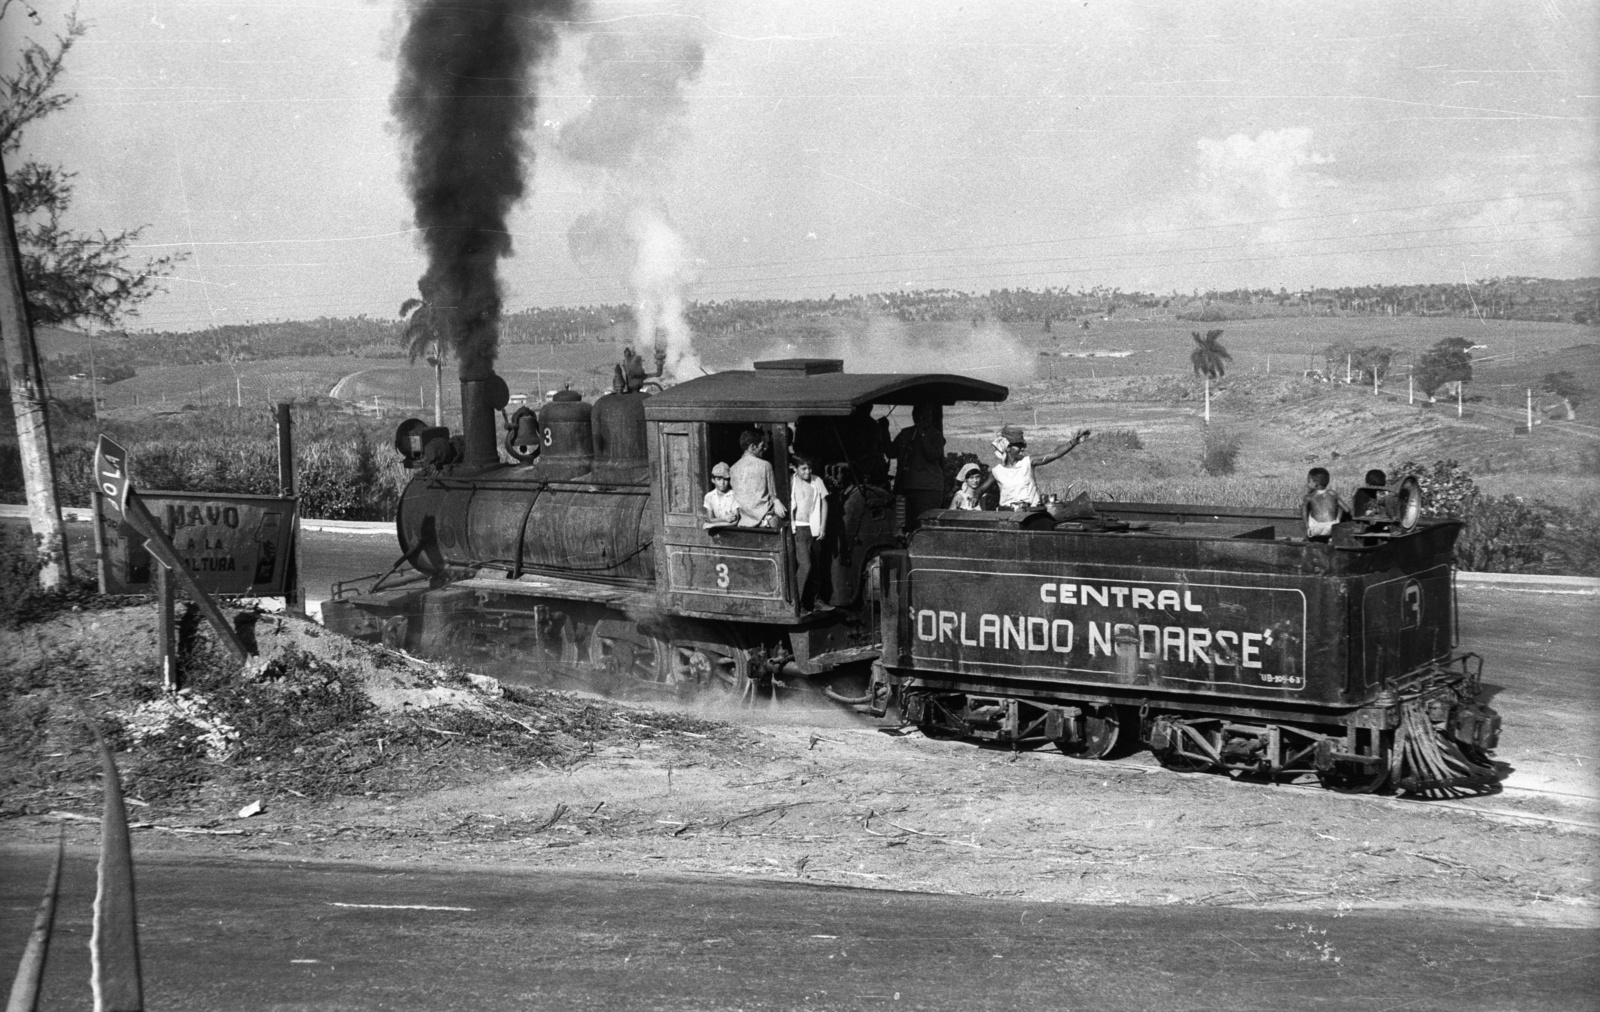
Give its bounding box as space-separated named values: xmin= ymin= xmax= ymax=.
xmin=459 ymin=375 xmax=510 ymax=469
xmin=392 ymin=0 xmax=574 ymax=456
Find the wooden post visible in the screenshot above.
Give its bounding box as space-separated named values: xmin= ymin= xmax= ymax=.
xmin=155 ymin=562 xmax=177 ymax=692
xmin=1409 ymin=371 xmax=1414 ymax=405
xmin=1527 ymin=388 xmax=1533 ymax=432
xmin=0 ymin=149 xmax=69 ymax=589
xmin=1457 ymin=383 xmax=1463 ymax=418
xmin=1204 ymin=377 xmax=1210 ymax=424
xmin=276 ymin=401 xmax=295 ymax=495
xmin=276 ymin=402 xmax=301 ymax=611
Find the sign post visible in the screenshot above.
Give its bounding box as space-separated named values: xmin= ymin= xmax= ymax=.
xmin=93 ymin=435 xmax=253 ymax=671
xmin=154 ymin=562 xmax=176 ymax=691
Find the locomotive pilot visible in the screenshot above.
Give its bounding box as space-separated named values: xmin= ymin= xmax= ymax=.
xmin=975 ymin=425 xmax=1090 ymax=509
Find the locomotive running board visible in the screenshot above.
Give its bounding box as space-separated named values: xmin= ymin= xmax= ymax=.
xmin=453 ymin=575 xmax=654 ymax=611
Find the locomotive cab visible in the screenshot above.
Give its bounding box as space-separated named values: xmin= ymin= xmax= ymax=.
xmin=643 ymin=359 xmax=1007 ymax=672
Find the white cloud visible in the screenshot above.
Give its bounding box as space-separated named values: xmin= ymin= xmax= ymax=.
xmin=1192 ymin=127 xmax=1337 ymax=223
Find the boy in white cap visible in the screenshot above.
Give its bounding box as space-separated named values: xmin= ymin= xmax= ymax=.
xmin=949 ymin=462 xmax=987 ymax=510
xmin=702 ymin=461 xmax=739 ymax=524
xmin=976 ymin=424 xmax=1091 ymax=509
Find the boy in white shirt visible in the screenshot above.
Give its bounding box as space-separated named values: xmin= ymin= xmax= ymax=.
xmin=977 ymin=425 xmax=1091 ymax=509
xmin=702 ymin=461 xmax=739 ymax=525
xmin=788 ymin=454 xmax=829 ymax=610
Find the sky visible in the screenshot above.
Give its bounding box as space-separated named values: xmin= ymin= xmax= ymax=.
xmin=5 ymin=0 xmax=1598 ymax=334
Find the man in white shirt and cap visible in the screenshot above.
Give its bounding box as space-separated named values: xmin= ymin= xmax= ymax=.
xmin=976 ymin=424 xmax=1091 ymax=509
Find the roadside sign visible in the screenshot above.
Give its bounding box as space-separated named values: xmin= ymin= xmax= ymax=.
xmin=93 ymin=434 xmax=132 ymax=518
xmin=96 ymin=490 xmax=299 ymax=597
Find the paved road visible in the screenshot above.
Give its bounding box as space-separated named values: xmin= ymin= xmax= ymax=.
xmin=1 ymin=848 xmax=1594 ymax=1012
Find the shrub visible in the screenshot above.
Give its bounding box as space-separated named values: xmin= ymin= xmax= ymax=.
xmin=1538 ymin=504 xmax=1600 ymax=576
xmin=1393 ymin=459 xmax=1547 ymax=572
xmin=1 ymin=403 xmax=410 ymax=521
xmin=1095 ymin=428 xmax=1143 ymax=451
xmin=0 ymin=528 xmax=104 ymax=629
xmin=1200 ymin=429 xmax=1241 ymax=476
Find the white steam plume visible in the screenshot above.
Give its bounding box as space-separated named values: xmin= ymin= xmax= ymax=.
xmin=558 ymin=18 xmax=706 ymax=381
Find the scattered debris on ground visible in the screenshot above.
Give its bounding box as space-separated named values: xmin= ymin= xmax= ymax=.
xmin=2 ymin=603 xmax=1594 ymax=927
xmin=0 ymin=604 xmax=745 ymax=812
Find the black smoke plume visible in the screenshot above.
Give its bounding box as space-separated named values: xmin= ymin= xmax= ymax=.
xmin=391 ymin=0 xmax=574 ymax=381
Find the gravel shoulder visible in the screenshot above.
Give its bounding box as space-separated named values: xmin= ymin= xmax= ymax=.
xmin=2 ymin=606 xmax=1594 ymax=930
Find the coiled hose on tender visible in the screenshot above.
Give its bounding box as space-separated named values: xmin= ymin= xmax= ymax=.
xmin=1390 ymin=699 xmax=1500 ymax=799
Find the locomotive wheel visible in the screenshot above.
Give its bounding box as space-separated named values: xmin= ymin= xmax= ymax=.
xmin=1057 ymin=705 xmax=1123 ymax=760
xmin=669 ymin=641 xmax=750 ymax=696
xmin=588 ymin=620 xmax=669 ymax=683
xmin=379 ymin=615 xmax=410 ymax=650
xmin=540 ymin=611 xmax=581 ymax=667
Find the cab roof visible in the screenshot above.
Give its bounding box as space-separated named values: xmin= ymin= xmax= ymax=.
xmin=643 ymin=359 xmax=1009 ymax=423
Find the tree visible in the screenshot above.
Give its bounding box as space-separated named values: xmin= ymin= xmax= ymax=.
xmin=400 ymin=296 xmax=449 ymax=426
xmin=1413 ymin=337 xmax=1473 ymax=399
xmin=1322 ymin=341 xmax=1395 ymax=384
xmin=1189 ymin=329 xmax=1230 ymax=379
xmin=1540 ymin=370 xmax=1584 ymax=421
xmin=2 ymin=11 xmax=183 ymax=328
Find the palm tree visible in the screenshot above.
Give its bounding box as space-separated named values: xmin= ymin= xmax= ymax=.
xmin=400 ymin=296 xmax=449 ymax=425
xmin=1190 ymin=329 xmax=1230 ymax=424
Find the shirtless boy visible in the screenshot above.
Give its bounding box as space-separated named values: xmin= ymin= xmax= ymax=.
xmin=1303 ymin=467 xmax=1346 ymax=540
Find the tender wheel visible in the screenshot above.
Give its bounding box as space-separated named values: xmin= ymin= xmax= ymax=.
xmin=1153 ymin=746 xmax=1217 ymax=774
xmin=1057 ymin=705 xmax=1123 ymax=760
xmin=588 ymin=619 xmax=669 ymax=683
xmin=1317 ymin=762 xmax=1391 ymax=794
xmin=1149 ymin=718 xmax=1221 ymax=772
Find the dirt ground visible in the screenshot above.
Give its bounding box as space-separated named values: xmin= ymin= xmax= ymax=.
xmin=2 ymin=605 xmax=1594 ymax=931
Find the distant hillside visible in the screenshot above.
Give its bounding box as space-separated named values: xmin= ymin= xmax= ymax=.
xmin=29 ymin=277 xmax=1598 ymax=373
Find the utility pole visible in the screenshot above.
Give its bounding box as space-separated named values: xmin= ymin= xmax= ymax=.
xmin=0 ymin=150 xmax=70 ymax=589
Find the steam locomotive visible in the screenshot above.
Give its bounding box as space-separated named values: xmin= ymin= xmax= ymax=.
xmin=324 ymin=355 xmax=1501 ymax=795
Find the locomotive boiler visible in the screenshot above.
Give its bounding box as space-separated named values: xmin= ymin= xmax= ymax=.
xmin=323 ymin=358 xmax=1008 ymax=698
xmin=324 ymin=354 xmax=1502 ymax=796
